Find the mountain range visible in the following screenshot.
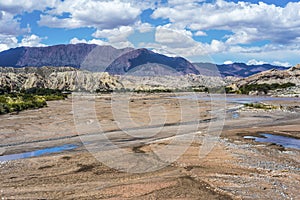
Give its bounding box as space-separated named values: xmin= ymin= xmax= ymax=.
xmin=0 ymin=44 xmax=287 ymax=77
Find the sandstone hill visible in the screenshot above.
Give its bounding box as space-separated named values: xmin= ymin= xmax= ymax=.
xmin=0 ymin=67 xmax=122 ymax=92
xmin=234 ymin=64 xmax=300 ymax=87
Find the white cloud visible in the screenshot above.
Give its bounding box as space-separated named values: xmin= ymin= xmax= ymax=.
xmin=135 ymin=22 xmax=153 ymax=33
xmin=155 ymin=25 xmax=195 ymax=48
xmin=272 ymin=61 xmax=291 ymax=67
xmin=93 ymin=26 xmax=134 ymax=42
xmin=0 ymin=34 xmax=45 ymax=52
xmin=194 ymin=31 xmax=207 ymax=36
xmin=70 ymin=37 xmax=133 ymax=49
xmin=0 ymin=0 xmax=58 ymax=14
xmin=0 ymin=11 xmax=23 ymax=36
xmin=223 ymin=60 xmax=233 ymax=65
xmin=139 ymin=26 xmax=229 ymax=58
xmin=152 ymin=0 xmax=300 ymax=45
xmin=151 ymin=48 xmax=178 ymax=57
xmin=91 ymin=26 xmax=134 ymax=48
xmin=39 ymin=0 xmax=141 ymax=30
xmin=70 ymin=38 xmax=107 ymax=46
xmin=0 ymin=34 xmax=18 ymax=51
xmin=167 ymin=0 xmax=205 ymax=6
xmin=225 ymin=28 xmax=259 ymax=45
xmin=20 ymin=34 xmax=46 ymax=47
xmin=247 ymin=59 xmax=268 ymax=65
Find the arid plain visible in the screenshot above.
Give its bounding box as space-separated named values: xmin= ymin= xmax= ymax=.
xmin=1 ymin=93 xmax=299 ymax=199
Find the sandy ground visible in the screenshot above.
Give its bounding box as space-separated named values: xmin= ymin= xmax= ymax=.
xmin=0 ymin=93 xmax=299 ymax=199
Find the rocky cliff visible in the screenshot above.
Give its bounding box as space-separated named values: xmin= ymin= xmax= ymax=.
xmin=228 ymin=64 xmax=300 ymax=96
xmin=0 ymin=66 xmax=122 ymax=92
xmin=234 ymin=64 xmax=300 ymax=87
xmin=119 ymin=74 xmax=237 ymax=90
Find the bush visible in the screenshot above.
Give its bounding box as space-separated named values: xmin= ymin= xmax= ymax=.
xmin=239 ymin=82 xmax=296 ymax=95
xmin=0 ymin=88 xmax=67 ymax=115
xmin=244 ymin=103 xmax=278 ymax=110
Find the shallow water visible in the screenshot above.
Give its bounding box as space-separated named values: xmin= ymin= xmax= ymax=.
xmin=174 ymin=94 xmax=299 ymax=104
xmin=0 ymin=144 xmax=79 ymax=162
xmin=232 ymin=112 xmax=240 ymax=119
xmin=244 ymin=134 xmax=300 ymax=150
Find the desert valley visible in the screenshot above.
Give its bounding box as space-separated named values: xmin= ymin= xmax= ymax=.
xmin=0 ymin=44 xmax=299 ymax=199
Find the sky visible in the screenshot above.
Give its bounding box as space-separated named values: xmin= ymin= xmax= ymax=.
xmin=0 ymin=0 xmax=300 ymax=66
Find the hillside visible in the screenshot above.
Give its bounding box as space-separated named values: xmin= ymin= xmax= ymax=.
xmin=0 ymin=67 xmax=122 ymax=92
xmin=105 ymin=48 xmax=200 ymax=75
xmin=0 ymin=44 xmax=132 ymax=72
xmin=229 ymin=64 xmax=300 ymax=96
xmin=234 ymin=64 xmax=300 ymax=87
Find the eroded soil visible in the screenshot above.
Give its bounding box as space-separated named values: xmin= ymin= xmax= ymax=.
xmin=1 ymin=93 xmax=299 ymax=199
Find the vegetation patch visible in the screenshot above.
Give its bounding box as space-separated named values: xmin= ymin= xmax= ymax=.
xmin=239 ymin=82 xmax=296 ymax=95
xmin=244 ymin=103 xmax=278 ymax=110
xmin=0 ymin=88 xmax=68 ymax=115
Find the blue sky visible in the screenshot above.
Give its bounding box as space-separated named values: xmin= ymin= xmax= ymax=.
xmin=0 ymin=0 xmax=299 ymax=66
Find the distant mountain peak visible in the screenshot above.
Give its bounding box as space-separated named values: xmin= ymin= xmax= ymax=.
xmin=105 ymin=48 xmax=200 ymax=76
xmin=0 ymin=44 xmax=132 ymax=71
xmin=193 ymin=62 xmax=286 ymax=77
xmin=0 ymin=44 xmax=290 ymax=77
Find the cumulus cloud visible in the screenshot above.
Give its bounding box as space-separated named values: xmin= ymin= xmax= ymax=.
xmin=0 ymin=0 xmax=58 ymax=14
xmin=152 ymin=0 xmax=300 ymax=45
xmin=0 ymin=34 xmax=18 ymax=51
xmin=194 ymin=31 xmax=207 ymax=36
xmin=70 ymin=37 xmax=133 ymax=49
xmin=139 ymin=25 xmax=228 ymax=58
xmin=247 ymin=59 xmax=268 ymax=65
xmin=93 ymin=26 xmax=134 ymax=41
xmin=155 ymin=25 xmax=195 ymax=48
xmin=223 ymin=60 xmax=233 ymax=65
xmin=39 ymin=0 xmax=141 ymax=29
xmin=20 ymin=34 xmax=46 ymax=47
xmin=272 ymin=61 xmax=291 ymax=67
xmin=167 ymin=0 xmax=205 ymax=6
xmin=135 ymin=22 xmax=153 ymax=33
xmin=0 ymin=11 xmax=23 ymax=36
xmin=70 ymin=38 xmax=107 ymax=46
xmin=0 ymin=34 xmax=45 ymax=52
xmin=245 ymin=59 xmax=291 ymax=67
xmin=91 ymin=26 xmax=134 ymax=48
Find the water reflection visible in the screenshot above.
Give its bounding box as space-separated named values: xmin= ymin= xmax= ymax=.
xmin=0 ymin=144 xmax=79 ymax=162
xmin=244 ymin=134 xmax=300 ymax=150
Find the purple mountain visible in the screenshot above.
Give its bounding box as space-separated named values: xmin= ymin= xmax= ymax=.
xmin=0 ymin=44 xmax=132 ymax=72
xmin=105 ymin=48 xmax=200 ymax=75
xmin=0 ymin=44 xmax=287 ymax=77
xmin=193 ymin=62 xmax=287 ymax=77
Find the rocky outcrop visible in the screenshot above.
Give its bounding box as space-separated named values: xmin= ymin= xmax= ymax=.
xmin=234 ymin=64 xmax=300 ymax=87
xmin=228 ymin=64 xmax=300 ymax=97
xmin=0 ymin=66 xmax=122 ymax=92
xmin=119 ymin=74 xmax=237 ymax=90
xmin=0 ymin=66 xmax=238 ymax=92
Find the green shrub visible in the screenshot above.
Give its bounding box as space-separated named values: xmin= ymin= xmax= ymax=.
xmin=244 ymin=103 xmax=278 ymax=110
xmin=239 ymin=82 xmax=296 ymax=95
xmin=0 ymin=88 xmax=67 ymax=115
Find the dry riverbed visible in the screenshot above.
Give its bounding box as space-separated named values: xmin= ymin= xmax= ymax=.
xmin=0 ymin=93 xmax=299 ymax=199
